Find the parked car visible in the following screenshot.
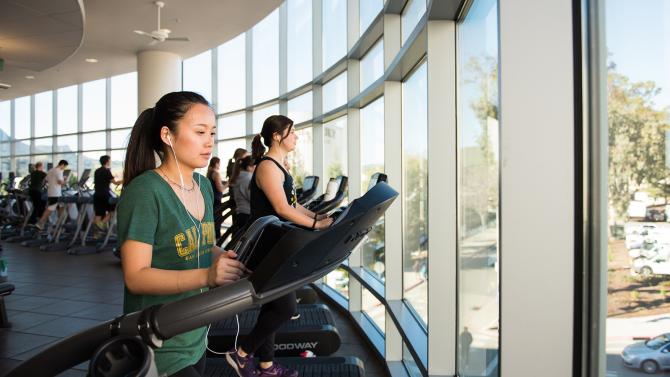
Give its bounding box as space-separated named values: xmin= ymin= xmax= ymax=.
xmin=622 ymin=333 xmax=670 ymax=374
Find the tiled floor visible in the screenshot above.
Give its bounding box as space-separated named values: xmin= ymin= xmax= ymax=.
xmin=0 ymin=242 xmax=389 ymax=377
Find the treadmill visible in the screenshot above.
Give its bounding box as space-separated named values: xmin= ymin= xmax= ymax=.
xmin=306 ymin=176 xmax=348 ymax=215
xmin=297 ymin=176 xmax=319 ymax=205
xmin=5 ymin=181 xmax=398 ymax=377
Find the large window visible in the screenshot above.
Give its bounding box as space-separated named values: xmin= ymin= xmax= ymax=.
xmin=217 ymin=138 xmax=247 ymax=164
xmin=82 ymin=132 xmax=106 ymax=151
xmin=57 ymin=85 xmax=78 ymax=135
xmin=0 ymin=101 xmax=11 ymax=141
xmin=217 ymin=34 xmax=246 ymax=112
xmin=323 ymin=116 xmax=347 ymax=180
xmin=82 ymin=79 xmax=106 ymax=132
xmin=111 ymin=72 xmax=138 ymax=129
xmin=34 ymin=137 xmax=53 ymax=155
xmin=457 ymin=0 xmax=500 ymax=374
xmin=322 ymin=72 xmax=348 ymax=114
xmin=401 ymin=0 xmax=426 ymax=45
xmin=322 ymin=0 xmax=347 ymax=70
xmin=287 ymin=91 xmax=313 ymax=124
xmin=362 ymin=288 xmax=385 ymax=334
xmin=361 ymin=97 xmax=385 ymax=280
xmin=287 ymin=0 xmax=313 ymax=91
xmin=183 ymin=50 xmax=212 ymax=102
xmin=14 ymin=96 xmax=31 ymax=140
xmin=360 ymin=0 xmax=383 ymax=35
xmin=252 ymin=104 xmax=280 ymax=134
xmin=360 ymin=39 xmax=384 ymax=91
xmin=252 ymin=10 xmax=279 ymax=104
xmin=111 ymin=129 xmax=131 ymax=150
xmin=218 ymin=112 xmax=246 ymax=140
xmin=402 ymin=62 xmax=428 ymax=326
xmin=604 ymin=1 xmax=670 ymax=376
xmin=288 ymin=126 xmax=313 ymax=187
xmin=34 ymin=91 xmax=53 ymax=137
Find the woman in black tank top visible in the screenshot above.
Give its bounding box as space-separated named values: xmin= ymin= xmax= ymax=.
xmin=227 ymin=115 xmax=332 ymax=377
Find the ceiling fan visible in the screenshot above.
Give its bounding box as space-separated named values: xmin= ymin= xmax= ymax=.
xmin=133 ymin=1 xmax=190 ymax=45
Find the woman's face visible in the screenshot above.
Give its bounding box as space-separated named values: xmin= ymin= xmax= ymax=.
xmin=276 ymin=126 xmax=297 ymax=152
xmin=169 ymin=103 xmax=216 ymax=169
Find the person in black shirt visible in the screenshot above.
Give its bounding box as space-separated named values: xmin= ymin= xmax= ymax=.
xmin=93 ymin=155 xmax=122 ymax=230
xmin=28 ymin=162 xmax=47 ymax=224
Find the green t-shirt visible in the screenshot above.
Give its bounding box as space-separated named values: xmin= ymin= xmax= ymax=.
xmin=117 ymin=170 xmax=216 ymax=376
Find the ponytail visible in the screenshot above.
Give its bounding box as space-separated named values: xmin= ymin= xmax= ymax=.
xmin=251 ymin=134 xmax=265 ymax=162
xmin=122 ymin=91 xmax=210 ymax=189
xmin=123 ymin=108 xmax=156 ymax=187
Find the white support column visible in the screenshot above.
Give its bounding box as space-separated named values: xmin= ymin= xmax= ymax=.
xmin=384 ymin=14 xmax=401 ymax=71
xmin=347 ymin=0 xmax=360 ymax=51
xmin=77 ymin=84 xmax=83 ymax=175
xmin=347 ymin=54 xmax=363 ymax=311
xmin=52 ymin=89 xmax=58 ymax=159
xmin=384 ymin=80 xmax=403 ymax=363
xmin=499 ymin=1 xmax=574 ymax=376
xmin=245 ymin=31 xmax=254 ymax=148
xmin=426 ymin=19 xmax=456 ymax=376
xmin=29 ymin=95 xmax=35 ymax=155
xmin=211 ymin=48 xmax=218 ymax=150
xmin=137 ymin=50 xmax=182 ymax=111
xmin=10 ymin=100 xmax=15 ymax=173
xmin=279 ymin=1 xmax=288 ymax=115
xmin=105 ymin=77 xmax=112 ymax=153
xmin=312 ymin=0 xmax=323 ymax=194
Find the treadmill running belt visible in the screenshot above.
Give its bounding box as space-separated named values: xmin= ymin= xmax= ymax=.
xmin=204 ymin=356 xmax=365 ymax=377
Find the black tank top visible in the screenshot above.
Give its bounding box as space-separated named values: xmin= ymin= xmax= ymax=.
xmin=207 ymin=169 xmax=223 ymax=205
xmin=249 ymin=156 xmax=297 ymax=222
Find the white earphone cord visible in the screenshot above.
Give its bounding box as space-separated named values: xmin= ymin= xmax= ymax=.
xmin=168 ymin=136 xmax=240 ymax=355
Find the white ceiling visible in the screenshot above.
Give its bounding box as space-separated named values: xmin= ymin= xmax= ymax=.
xmin=0 ymin=0 xmax=282 ymax=101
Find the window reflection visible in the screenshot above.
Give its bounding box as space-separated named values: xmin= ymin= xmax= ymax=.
xmin=322 ymin=0 xmax=347 ymax=70
xmin=0 ymin=101 xmax=10 ymax=141
xmin=14 ymin=96 xmax=31 ymax=140
xmin=218 ymin=112 xmax=246 ymax=140
xmin=58 ymin=85 xmax=78 ymax=135
xmin=360 ymin=39 xmax=384 ymax=91
xmin=287 ymin=0 xmax=313 ymax=91
xmin=287 ymin=92 xmax=313 ymax=124
xmin=402 ymin=62 xmax=428 ymax=326
xmin=401 ymin=0 xmax=426 ymax=45
xmin=183 ymin=50 xmax=212 ymax=101
xmin=361 ymin=97 xmax=385 ymax=280
xmin=322 ymin=72 xmax=348 ymax=114
xmin=457 ymin=0 xmax=500 ymax=374
xmin=217 ymin=34 xmax=246 ymax=112
xmin=253 ymin=10 xmax=279 ymax=104
xmin=82 ymin=79 xmax=106 ymax=132
xmin=360 ymin=0 xmax=383 ymax=35
xmin=362 ymin=288 xmax=385 ymax=334
xmin=34 ymin=91 xmax=53 ymax=137
xmin=111 ymin=72 xmax=138 ymax=129
xmin=325 ymin=268 xmax=349 ymax=298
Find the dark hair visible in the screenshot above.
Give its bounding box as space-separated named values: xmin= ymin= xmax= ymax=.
xmin=251 ymin=115 xmax=293 ymax=162
xmin=225 ymin=148 xmax=248 ymax=178
xmin=123 ymin=91 xmax=209 ymax=188
xmin=99 ymin=155 xmax=111 ymax=166
xmin=35 ymin=162 xmax=43 ymax=169
xmin=208 ymin=157 xmax=220 ymax=169
xmin=239 ymin=155 xmax=255 ymax=170
xmin=58 ymin=160 xmax=68 ymax=167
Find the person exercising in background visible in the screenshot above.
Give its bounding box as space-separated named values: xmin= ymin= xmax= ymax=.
xmin=225 ymin=148 xmax=248 ymax=181
xmin=28 ymin=162 xmax=47 ymax=224
xmin=207 ymin=157 xmax=226 ymax=240
xmin=229 ymin=155 xmax=255 ymax=230
xmin=226 ymin=115 xmax=331 ymax=377
xmin=36 ymin=159 xmax=68 ymax=230
xmin=93 ymin=155 xmax=122 ymax=234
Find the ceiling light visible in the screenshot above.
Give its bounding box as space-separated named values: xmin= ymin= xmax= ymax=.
xmin=25 ymin=75 xmax=34 ymax=79
xmin=85 ymin=58 xmax=98 ymax=63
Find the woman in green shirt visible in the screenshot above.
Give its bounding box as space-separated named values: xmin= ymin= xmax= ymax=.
xmin=117 ymin=91 xmax=247 ymax=377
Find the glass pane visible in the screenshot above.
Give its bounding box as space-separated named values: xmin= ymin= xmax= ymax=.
xmin=34 ymin=137 xmax=53 ymax=154
xmin=362 ymin=288 xmax=385 ymax=334
xmin=82 ymin=79 xmax=106 ymax=132
xmin=402 ymin=62 xmax=428 ymax=325
xmin=34 ymin=91 xmax=53 ymax=137
xmin=111 ymin=129 xmax=131 ymax=149
xmin=57 ymin=135 xmax=78 ymax=153
xmin=325 ymin=268 xmax=349 ymax=298
xmin=323 ymin=71 xmax=348 ymax=114
xmin=288 ymin=126 xmax=313 ymax=187
xmin=57 ymin=85 xmax=78 ymax=135
xmin=13 ymin=140 xmax=30 ymax=156
xmin=287 ymin=0 xmax=313 ymax=91
xmin=322 ymin=0 xmax=347 ymax=70
xmin=16 ymin=156 xmax=29 ymax=177
xmin=217 ymin=34 xmax=246 ymax=112
xmin=252 ymin=104 xmax=279 ymax=134
xmin=252 ymin=10 xmax=279 ymax=104
xmin=14 ymin=96 xmax=31 ymax=140
xmin=323 ymin=116 xmax=347 ymax=180
xmin=0 ymin=101 xmax=10 ymax=141
xmin=360 ymin=39 xmax=384 ymax=91
xmin=218 ymin=112 xmax=246 ymax=140
xmin=0 ymin=158 xmax=9 ymax=178
xmin=82 ymin=132 xmax=106 ymax=151
xmin=360 ymin=0 xmax=383 ymax=35
xmin=111 ymin=72 xmax=138 ymax=129
xmin=401 ymin=0 xmax=426 ymax=45
xmin=0 ymin=143 xmax=9 ymax=157
xmin=110 ymin=149 xmax=125 ymax=181
xmin=361 ymin=97 xmax=385 ymax=280
xmin=287 ymin=92 xmax=313 ymax=124
xmin=457 ymin=0 xmax=500 ymax=374
xmin=183 ymin=50 xmax=212 ymax=102
xmin=604 ymin=1 xmax=670 ymax=376
xmin=217 ymin=138 xmax=247 ymax=163
xmin=404 ymin=343 xmax=423 ymax=377
xmin=32 ymin=154 xmax=50 ymax=166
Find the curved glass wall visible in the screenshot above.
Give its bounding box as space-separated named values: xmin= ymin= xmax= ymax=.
xmin=252 ymin=10 xmax=279 ymax=104
xmin=287 ymin=0 xmax=313 ymax=91
xmin=457 ymin=0 xmax=500 ymax=374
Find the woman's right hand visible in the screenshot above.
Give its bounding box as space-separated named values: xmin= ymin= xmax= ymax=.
xmin=207 ymin=250 xmax=246 ymax=287
xmin=315 ymin=217 xmax=333 ymax=229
